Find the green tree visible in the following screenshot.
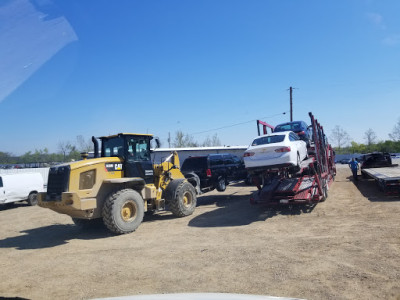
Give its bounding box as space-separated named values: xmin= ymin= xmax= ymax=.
xmin=389 ymin=118 xmax=400 ymax=141
xmin=0 ymin=151 xmax=14 ymax=164
xmin=58 ymin=141 xmax=75 ymax=162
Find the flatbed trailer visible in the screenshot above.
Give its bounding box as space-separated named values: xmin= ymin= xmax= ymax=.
xmin=249 ymin=112 xmax=336 ymax=206
xmin=361 ymin=166 xmax=400 ymax=196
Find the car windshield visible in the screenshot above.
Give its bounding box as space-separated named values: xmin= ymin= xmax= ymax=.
xmin=274 ymin=122 xmax=303 ymax=132
xmin=127 ymin=137 xmax=150 ymax=162
xmin=251 ymin=135 xmax=285 ymax=146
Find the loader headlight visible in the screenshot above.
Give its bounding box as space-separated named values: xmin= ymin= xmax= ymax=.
xmin=79 ymin=170 xmax=96 ymax=190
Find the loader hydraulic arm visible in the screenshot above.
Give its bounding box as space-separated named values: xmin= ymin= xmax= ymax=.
xmin=153 ymin=151 xmax=185 ymax=190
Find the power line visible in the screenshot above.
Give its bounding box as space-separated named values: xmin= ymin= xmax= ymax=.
xmin=190 ymin=111 xmax=288 ymax=136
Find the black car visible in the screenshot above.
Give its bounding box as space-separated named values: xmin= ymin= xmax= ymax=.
xmin=359 ymin=152 xmax=393 ymax=169
xmin=181 ymin=153 xmax=247 ymax=194
xmin=338 ymin=158 xmax=351 ymax=164
xmin=273 ymin=121 xmax=312 ymax=146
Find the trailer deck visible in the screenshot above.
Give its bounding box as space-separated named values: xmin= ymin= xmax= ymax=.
xmin=361 ymin=166 xmax=400 ymax=195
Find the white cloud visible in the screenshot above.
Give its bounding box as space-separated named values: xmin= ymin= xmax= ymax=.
xmin=382 ymin=34 xmax=400 ymax=46
xmin=366 ymin=12 xmax=386 ymax=29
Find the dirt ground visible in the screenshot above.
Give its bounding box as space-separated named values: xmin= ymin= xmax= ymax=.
xmin=1 ymin=166 xmax=399 ymax=300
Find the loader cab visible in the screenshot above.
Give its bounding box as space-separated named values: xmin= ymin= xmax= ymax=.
xmin=100 ymin=133 xmax=154 ymax=184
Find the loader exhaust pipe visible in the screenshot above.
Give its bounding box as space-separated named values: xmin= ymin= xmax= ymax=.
xmin=92 ymin=136 xmax=99 ymax=158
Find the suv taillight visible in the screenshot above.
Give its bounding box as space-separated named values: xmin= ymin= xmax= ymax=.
xmin=275 ymin=146 xmax=291 ymax=153
xmin=206 ymin=168 xmax=212 ymax=177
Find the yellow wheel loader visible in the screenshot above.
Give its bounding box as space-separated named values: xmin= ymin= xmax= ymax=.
xmin=38 ymin=133 xmax=198 ymax=234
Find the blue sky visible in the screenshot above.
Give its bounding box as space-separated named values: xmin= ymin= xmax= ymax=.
xmin=1 ymin=0 xmax=399 ymax=155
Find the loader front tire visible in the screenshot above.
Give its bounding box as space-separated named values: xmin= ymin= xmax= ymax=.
xmin=167 ymin=181 xmax=197 ymax=217
xmin=102 ymin=189 xmax=144 ymax=234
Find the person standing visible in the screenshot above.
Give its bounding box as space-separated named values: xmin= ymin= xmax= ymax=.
xmin=349 ymin=158 xmax=359 ymax=181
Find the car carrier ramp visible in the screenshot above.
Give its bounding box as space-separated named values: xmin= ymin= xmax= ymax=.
xmin=249 ymin=112 xmax=335 ymax=206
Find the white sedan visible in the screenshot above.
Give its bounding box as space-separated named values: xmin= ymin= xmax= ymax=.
xmin=243 ymin=131 xmax=308 ymax=169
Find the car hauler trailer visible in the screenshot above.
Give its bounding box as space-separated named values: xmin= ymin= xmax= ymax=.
xmin=248 ymin=112 xmax=336 ymax=206
xmin=361 ymin=167 xmax=400 ymax=196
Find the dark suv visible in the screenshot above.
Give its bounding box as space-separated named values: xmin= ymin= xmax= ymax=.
xmin=359 ymin=152 xmax=393 ymax=169
xmin=273 ymin=121 xmax=312 ymax=146
xmin=181 ymin=154 xmax=247 ymax=194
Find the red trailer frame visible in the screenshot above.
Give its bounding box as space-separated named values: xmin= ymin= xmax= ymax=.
xmin=249 ymin=112 xmax=336 ymax=206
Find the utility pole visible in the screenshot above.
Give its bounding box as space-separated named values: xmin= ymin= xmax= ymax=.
xmin=289 ymin=86 xmax=293 ymax=122
xmin=168 ymin=132 xmax=171 ymax=148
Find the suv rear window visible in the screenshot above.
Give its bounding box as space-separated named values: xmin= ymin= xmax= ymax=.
xmin=223 ymin=155 xmax=234 ymax=165
xmin=181 ymin=157 xmax=208 ymax=171
xmin=210 ymin=155 xmax=224 ymax=166
xmin=252 ymin=135 xmax=285 ymax=146
xmin=274 ymin=122 xmax=303 ymax=132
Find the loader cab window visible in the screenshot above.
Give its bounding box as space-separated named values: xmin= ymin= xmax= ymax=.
xmin=102 ymin=136 xmax=124 ymax=158
xmin=127 ymin=137 xmax=150 ymax=162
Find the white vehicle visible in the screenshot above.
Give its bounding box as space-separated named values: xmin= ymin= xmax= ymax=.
xmin=243 ymin=131 xmax=308 ymax=169
xmin=0 ymin=173 xmax=44 ymax=206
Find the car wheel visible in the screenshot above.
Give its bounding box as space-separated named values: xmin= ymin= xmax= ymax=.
xmin=28 ymin=192 xmax=38 ymax=206
xmin=216 ymin=177 xmax=226 ymax=192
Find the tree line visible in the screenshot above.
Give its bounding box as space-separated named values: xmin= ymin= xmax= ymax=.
xmin=0 ymin=135 xmax=93 ymax=165
xmin=330 ymin=118 xmax=400 ymax=154
xmin=0 ymin=132 xmax=221 ymax=165
xmin=3 ymin=118 xmax=397 ymax=165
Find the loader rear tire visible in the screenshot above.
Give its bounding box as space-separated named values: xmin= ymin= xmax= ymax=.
xmin=167 ymin=181 xmax=197 ymax=217
xmin=102 ymin=189 xmax=144 ymax=234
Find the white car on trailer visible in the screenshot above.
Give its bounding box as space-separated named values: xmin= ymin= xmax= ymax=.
xmin=243 ymin=131 xmax=308 ymax=169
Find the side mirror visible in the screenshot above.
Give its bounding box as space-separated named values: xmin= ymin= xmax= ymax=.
xmin=154 ymin=137 xmax=161 ymax=149
xmin=150 ymin=137 xmax=161 ymax=153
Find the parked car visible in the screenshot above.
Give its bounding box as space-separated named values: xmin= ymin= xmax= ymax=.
xmin=181 ymin=153 xmax=247 ymax=193
xmin=359 ymin=152 xmax=393 ymax=169
xmin=243 ymin=131 xmax=308 ymax=169
xmin=339 ymin=159 xmax=351 ymax=164
xmin=0 ymin=173 xmax=45 ymax=206
xmin=273 ymin=120 xmax=312 ymax=146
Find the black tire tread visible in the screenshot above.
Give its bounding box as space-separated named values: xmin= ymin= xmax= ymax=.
xmin=216 ymin=177 xmax=226 ymax=192
xmin=168 ymin=182 xmax=196 ymax=217
xmin=102 ymin=189 xmax=144 ymax=234
xmin=28 ymin=192 xmax=38 ymax=206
